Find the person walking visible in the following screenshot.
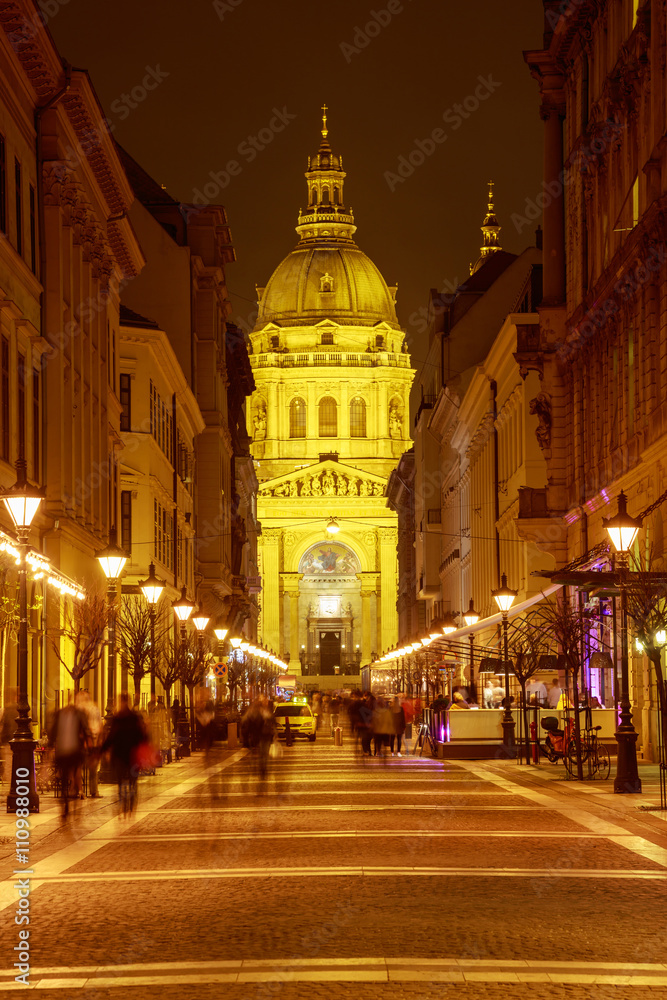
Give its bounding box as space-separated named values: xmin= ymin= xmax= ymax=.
xmin=372 ymin=697 xmax=393 ymax=758
xmin=390 ymin=696 xmax=406 ymax=756
xmin=330 ymin=694 xmax=341 ymax=736
xmin=100 ymin=693 xmax=148 ymax=817
xmin=49 ymin=701 xmax=89 ymax=819
xmin=547 ymin=678 xmax=562 ymax=709
xmin=76 ymin=690 xmax=103 ymax=797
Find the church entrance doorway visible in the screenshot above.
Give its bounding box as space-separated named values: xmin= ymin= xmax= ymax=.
xmin=319 ymin=630 xmax=341 ymax=674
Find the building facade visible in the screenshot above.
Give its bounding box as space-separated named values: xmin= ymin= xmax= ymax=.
xmin=519 ymin=0 xmax=666 ymax=755
xmin=119 ymin=150 xmax=257 ymax=636
xmin=0 ymin=2 xmax=144 ymax=725
xmin=250 ymin=116 xmax=414 ymax=672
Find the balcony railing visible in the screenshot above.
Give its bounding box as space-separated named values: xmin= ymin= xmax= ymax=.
xmin=250 ymin=351 xmax=411 ymax=369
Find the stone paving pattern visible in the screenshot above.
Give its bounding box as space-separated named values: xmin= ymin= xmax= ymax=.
xmin=1 ymin=735 xmax=667 ymax=998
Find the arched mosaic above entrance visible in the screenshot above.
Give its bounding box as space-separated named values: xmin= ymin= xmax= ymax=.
xmin=299 ymin=541 xmax=360 ymax=576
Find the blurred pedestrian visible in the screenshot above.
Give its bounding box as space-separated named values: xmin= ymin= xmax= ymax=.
xmin=171 ymin=697 xmax=180 ymax=735
xmin=330 ymin=694 xmax=341 ymax=735
xmin=373 ymin=697 xmax=393 ymax=758
xmin=76 ymin=690 xmax=103 ymax=797
xmin=49 ymin=700 xmax=89 ymax=819
xmin=100 ymin=693 xmax=148 ymax=817
xmin=401 ymin=695 xmax=414 ymax=754
xmin=390 ymin=697 xmax=406 ymax=756
xmin=242 ymin=695 xmax=275 ymax=789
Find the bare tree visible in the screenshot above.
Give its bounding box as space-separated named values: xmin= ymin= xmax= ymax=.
xmin=117 ymin=596 xmax=171 ymax=704
xmin=51 ymin=591 xmax=108 ymax=693
xmin=508 ymin=619 xmax=548 ymax=765
xmin=180 ymin=631 xmax=209 ymax=747
xmin=626 ymin=551 xmax=667 ymax=782
xmin=517 ymin=592 xmax=594 ymax=779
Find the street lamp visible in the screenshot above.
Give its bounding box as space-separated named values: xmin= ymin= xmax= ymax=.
xmin=191 ymin=612 xmax=210 ymax=748
xmin=492 ymin=573 xmax=517 ymax=751
xmin=2 ymin=458 xmax=44 ymax=812
xmin=603 ymin=490 xmax=642 ymax=794
xmin=463 ymin=598 xmax=480 ymax=702
xmin=96 ymin=527 xmax=127 ymax=725
xmin=325 ymin=516 xmax=340 ymax=535
xmin=96 ymin=526 xmax=127 ymax=784
xmin=139 ymin=562 xmax=165 ymax=698
xmin=172 ymin=586 xmax=194 ymax=757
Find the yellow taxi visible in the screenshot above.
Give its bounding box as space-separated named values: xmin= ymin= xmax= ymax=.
xmin=273 ymin=697 xmax=317 ymax=741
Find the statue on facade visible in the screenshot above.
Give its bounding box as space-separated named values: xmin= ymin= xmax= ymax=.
xmin=253 ymin=400 xmax=267 ymax=440
xmin=529 ymin=392 xmax=552 ymax=451
xmin=336 ymin=474 xmax=348 ymax=496
xmin=230 ymin=514 xmax=247 ymax=575
xmin=322 ymin=470 xmax=336 ymax=495
xmin=311 ymin=474 xmax=323 ymax=496
xmin=389 ymin=401 xmax=403 ymax=440
xmin=346 ymin=477 xmax=358 ymax=496
xmin=301 ymin=477 xmax=312 ymax=496
xmin=288 ymin=479 xmax=299 ymax=497
xmin=359 ymin=479 xmax=370 ymax=496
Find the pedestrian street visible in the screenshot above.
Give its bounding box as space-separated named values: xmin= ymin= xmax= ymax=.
xmin=2 ymin=738 xmax=667 ymax=999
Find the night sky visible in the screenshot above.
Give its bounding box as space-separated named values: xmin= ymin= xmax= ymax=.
xmin=49 ymin=0 xmax=544 ymax=376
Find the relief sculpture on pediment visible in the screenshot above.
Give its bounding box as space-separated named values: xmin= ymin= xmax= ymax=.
xmin=261 ymin=468 xmax=385 ymax=499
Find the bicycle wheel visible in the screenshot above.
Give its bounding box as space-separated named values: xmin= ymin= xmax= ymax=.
xmin=594 ymin=743 xmax=611 ymax=780
xmin=565 ymin=738 xmax=585 ymax=775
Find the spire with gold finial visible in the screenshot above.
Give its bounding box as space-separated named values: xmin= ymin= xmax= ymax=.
xmin=297 ymin=106 xmax=356 ymax=245
xmin=470 ymin=180 xmax=502 ymax=274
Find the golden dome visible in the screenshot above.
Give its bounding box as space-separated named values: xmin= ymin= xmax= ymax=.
xmin=254 ymin=109 xmax=399 ymax=331
xmin=256 ymin=243 xmax=400 ymax=329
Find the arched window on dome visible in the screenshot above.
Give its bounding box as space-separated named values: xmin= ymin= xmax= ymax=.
xmin=318 ymin=396 xmax=337 ymax=437
xmin=310 ymin=187 xmax=318 ymax=207
xmin=333 ymin=186 xmax=339 ymax=205
xmin=350 ymin=397 xmax=366 ymax=438
xmin=321 ymin=187 xmax=330 ymax=205
xmin=289 ymin=397 xmax=306 ymax=438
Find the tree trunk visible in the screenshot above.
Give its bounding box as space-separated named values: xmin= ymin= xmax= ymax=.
xmin=188 ymin=684 xmax=196 ymax=749
xmin=649 ymin=652 xmax=667 ymax=764
xmin=520 ymin=681 xmax=531 ymax=765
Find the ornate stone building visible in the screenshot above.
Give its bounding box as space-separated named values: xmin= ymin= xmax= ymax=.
xmin=250 ymin=114 xmax=414 ymax=672
xmin=519 ymin=0 xmax=666 ymax=753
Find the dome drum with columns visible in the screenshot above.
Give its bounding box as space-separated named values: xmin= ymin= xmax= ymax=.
xmin=250 ymin=110 xmax=414 ymax=673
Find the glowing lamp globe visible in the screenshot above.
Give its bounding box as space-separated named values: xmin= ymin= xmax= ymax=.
xmin=192 ymin=614 xmax=210 ymax=632
xmin=96 ymin=528 xmax=127 ymax=581
xmin=172 ymin=586 xmax=194 ymax=622
xmin=603 ymin=491 xmax=641 ymax=554
xmin=463 ymin=598 xmax=480 ymax=628
xmin=140 ymin=562 xmax=165 ymax=605
xmin=214 ymin=627 xmax=228 ymax=642
xmin=492 ymin=574 xmax=517 ymax=614
xmin=325 ymin=516 xmax=340 ymax=535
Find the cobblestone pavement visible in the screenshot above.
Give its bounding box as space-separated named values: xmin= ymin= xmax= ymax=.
xmin=1 ymin=733 xmax=667 ymax=998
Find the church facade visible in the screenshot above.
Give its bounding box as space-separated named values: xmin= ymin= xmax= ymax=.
xmin=249 ymin=112 xmax=414 ymax=674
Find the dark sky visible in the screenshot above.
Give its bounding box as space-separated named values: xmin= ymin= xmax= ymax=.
xmin=49 ymin=0 xmax=544 ymax=373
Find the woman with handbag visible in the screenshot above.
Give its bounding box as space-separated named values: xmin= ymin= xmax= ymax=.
xmin=100 ymin=694 xmax=149 ymax=817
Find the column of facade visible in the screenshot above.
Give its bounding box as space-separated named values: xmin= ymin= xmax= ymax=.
xmin=266 ymin=381 xmax=279 ymax=450
xmin=261 ymin=528 xmax=282 ymax=653
xmin=542 ymin=106 xmax=566 ymax=305
xmin=359 ymin=574 xmax=376 ymax=665
xmin=378 ymin=527 xmax=398 ymax=653
xmin=377 ymin=380 xmax=388 ymax=444
xmin=307 ymin=379 xmax=318 ymax=440
xmin=281 ymin=573 xmax=303 ymax=672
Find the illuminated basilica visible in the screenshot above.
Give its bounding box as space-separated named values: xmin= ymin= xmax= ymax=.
xmin=249 ymin=111 xmax=414 ymax=675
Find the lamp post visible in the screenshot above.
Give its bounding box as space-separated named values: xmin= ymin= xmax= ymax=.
xmin=463 ymin=598 xmax=480 ymax=702
xmin=96 ymin=527 xmax=127 ymax=784
xmin=3 ymin=458 xmax=44 ymax=812
xmin=492 ymin=573 xmax=517 ymax=751
xmin=191 ymin=612 xmax=210 ymax=750
xmin=603 ymin=490 xmax=642 ymax=794
xmin=214 ymin=627 xmax=228 ymax=703
xmin=139 ymin=562 xmax=165 ymax=699
xmin=172 ymin=586 xmax=194 ymax=757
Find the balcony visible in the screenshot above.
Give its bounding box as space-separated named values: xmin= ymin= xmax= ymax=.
xmin=250 ymin=351 xmax=411 ymax=370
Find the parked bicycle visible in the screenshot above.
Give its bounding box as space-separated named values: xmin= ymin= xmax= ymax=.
xmin=540 ymin=715 xmax=610 ymax=779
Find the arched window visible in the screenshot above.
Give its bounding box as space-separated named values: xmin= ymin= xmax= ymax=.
xmin=318 ymin=396 xmax=337 ymax=437
xmin=311 ymin=187 xmax=318 ymax=206
xmin=321 ymin=187 xmax=330 ymax=205
xmin=289 ymin=397 xmax=306 ymax=438
xmin=333 ymin=186 xmax=339 ymax=205
xmin=350 ymin=397 xmax=366 ymax=438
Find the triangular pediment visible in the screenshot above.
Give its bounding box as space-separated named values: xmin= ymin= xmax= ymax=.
xmin=258 ymin=460 xmax=387 ymax=499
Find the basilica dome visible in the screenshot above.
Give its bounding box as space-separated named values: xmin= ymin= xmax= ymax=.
xmin=256 ymin=242 xmax=400 ymax=329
